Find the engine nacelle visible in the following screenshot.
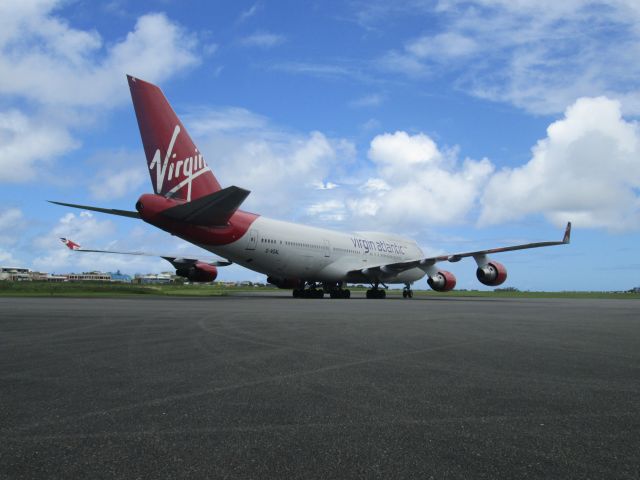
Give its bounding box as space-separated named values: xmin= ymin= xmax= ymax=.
xmin=476 ymin=261 xmax=507 ymax=286
xmin=267 ymin=276 xmax=304 ymax=289
xmin=175 ymin=262 xmax=218 ymax=283
xmin=427 ymin=270 xmax=457 ymax=292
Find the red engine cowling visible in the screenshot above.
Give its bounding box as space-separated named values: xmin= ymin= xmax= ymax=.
xmin=267 ymin=276 xmax=304 ymax=289
xmin=476 ymin=261 xmax=507 ymax=286
xmin=176 ymin=262 xmax=218 ymax=283
xmin=427 ymin=271 xmax=457 ymax=292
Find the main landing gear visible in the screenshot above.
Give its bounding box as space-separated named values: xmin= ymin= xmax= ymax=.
xmin=293 ymin=287 xmax=323 ymax=298
xmin=366 ymin=282 xmax=386 ymax=299
xmin=328 ymin=281 xmax=351 ymax=299
xmin=292 ymin=282 xmax=351 ymax=299
xmin=402 ymin=283 xmax=414 ymax=299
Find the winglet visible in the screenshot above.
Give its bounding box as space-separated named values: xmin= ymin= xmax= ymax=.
xmin=60 ymin=238 xmax=81 ymax=250
xmin=562 ymin=222 xmax=571 ymax=244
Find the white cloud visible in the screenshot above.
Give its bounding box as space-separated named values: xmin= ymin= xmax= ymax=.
xmin=369 ymin=131 xmax=441 ymax=168
xmin=313 ymin=181 xmax=339 ymax=190
xmin=378 ymin=51 xmax=429 ymax=78
xmin=0 ymin=248 xmax=20 ymax=266
xmin=187 ymin=107 xmax=269 ymax=134
xmin=375 ymin=0 xmax=640 ymax=114
xmin=87 ymin=150 xmax=148 ymax=200
xmin=0 ymin=7 xmax=199 ymax=107
xmin=360 ymin=118 xmax=381 ymax=131
xmin=0 ymin=7 xmax=198 ymax=107
xmin=0 ymin=109 xmax=77 ymax=182
xmin=273 ymin=61 xmax=371 ymax=83
xmin=238 ymin=3 xmax=261 ymax=23
xmin=306 ymin=200 xmax=346 ymax=222
xmin=89 ymin=167 xmax=147 ymax=201
xmin=240 ymin=32 xmax=286 ymax=48
xmin=0 ymin=2 xmax=200 ymax=185
xmin=350 ymin=94 xmax=384 ymax=108
xmin=32 ymin=211 xmax=116 ymax=270
xmin=347 ymin=131 xmax=494 ymax=228
xmin=406 ymin=32 xmax=478 ymax=60
xmin=30 ymin=211 xmax=177 ymax=274
xmin=480 ymin=96 xmax=640 ymax=230
xmin=361 ymin=178 xmax=390 ymax=192
xmin=0 ymin=208 xmax=26 ymax=246
xmin=186 ymin=107 xmax=356 ymax=218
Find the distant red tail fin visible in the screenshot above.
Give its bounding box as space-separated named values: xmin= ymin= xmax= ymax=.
xmin=127 ymin=75 xmax=221 ymax=202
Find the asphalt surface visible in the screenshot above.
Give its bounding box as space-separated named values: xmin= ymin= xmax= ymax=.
xmin=1 ymin=294 xmax=638 ymax=479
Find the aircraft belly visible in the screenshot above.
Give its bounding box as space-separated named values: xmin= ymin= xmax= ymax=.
xmin=391 ymin=268 xmax=426 ymax=283
xmin=346 ymin=267 xmax=425 ymax=284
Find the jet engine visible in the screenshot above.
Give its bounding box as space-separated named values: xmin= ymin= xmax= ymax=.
xmin=267 ymin=276 xmax=304 ymax=289
xmin=476 ymin=261 xmax=507 ymax=286
xmin=176 ymin=262 xmax=218 ymax=283
xmin=427 ymin=270 xmax=457 ymax=292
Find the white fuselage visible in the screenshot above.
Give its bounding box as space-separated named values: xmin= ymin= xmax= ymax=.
xmin=202 ymin=216 xmax=427 ymax=285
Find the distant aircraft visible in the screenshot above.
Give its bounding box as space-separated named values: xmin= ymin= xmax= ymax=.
xmin=52 ymin=75 xmax=571 ymax=299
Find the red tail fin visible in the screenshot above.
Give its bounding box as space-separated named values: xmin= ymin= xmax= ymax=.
xmin=127 ymin=75 xmax=222 ymax=202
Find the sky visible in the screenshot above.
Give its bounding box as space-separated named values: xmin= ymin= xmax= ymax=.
xmin=1 ymin=0 xmax=639 ymax=291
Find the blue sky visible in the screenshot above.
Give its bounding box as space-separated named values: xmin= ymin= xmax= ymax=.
xmin=1 ymin=0 xmax=639 ymax=291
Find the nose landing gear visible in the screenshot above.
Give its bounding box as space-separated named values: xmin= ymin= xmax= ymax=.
xmin=402 ymin=283 xmax=414 ymax=299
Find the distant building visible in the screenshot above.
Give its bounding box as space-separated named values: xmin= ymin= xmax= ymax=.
xmin=66 ymin=272 xmax=111 ymax=282
xmin=0 ymin=267 xmax=31 ymax=281
xmin=134 ymin=272 xmax=175 ymax=284
xmin=44 ymin=275 xmax=67 ymax=282
xmin=109 ymin=271 xmax=132 ymax=283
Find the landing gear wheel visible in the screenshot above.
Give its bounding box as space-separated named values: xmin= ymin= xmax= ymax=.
xmin=307 ymin=288 xmax=322 ymax=299
xmin=329 ymin=288 xmax=351 ymax=299
xmin=366 ymin=288 xmax=386 ymax=299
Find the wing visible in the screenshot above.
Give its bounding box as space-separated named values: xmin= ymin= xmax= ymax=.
xmin=349 ymin=222 xmax=571 ymax=279
xmin=59 ymin=238 xmax=232 ymax=268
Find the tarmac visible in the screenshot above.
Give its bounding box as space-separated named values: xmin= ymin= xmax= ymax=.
xmin=1 ymin=294 xmax=639 ymax=479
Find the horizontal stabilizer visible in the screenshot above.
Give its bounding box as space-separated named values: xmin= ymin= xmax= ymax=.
xmin=49 ymin=201 xmax=140 ymax=219
xmin=160 ymin=185 xmax=250 ymax=226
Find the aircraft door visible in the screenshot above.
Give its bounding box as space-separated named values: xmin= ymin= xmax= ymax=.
xmin=245 ymin=229 xmax=259 ymax=250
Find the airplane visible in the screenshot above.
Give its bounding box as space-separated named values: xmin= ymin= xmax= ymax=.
xmin=52 ymin=75 xmax=571 ymax=299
